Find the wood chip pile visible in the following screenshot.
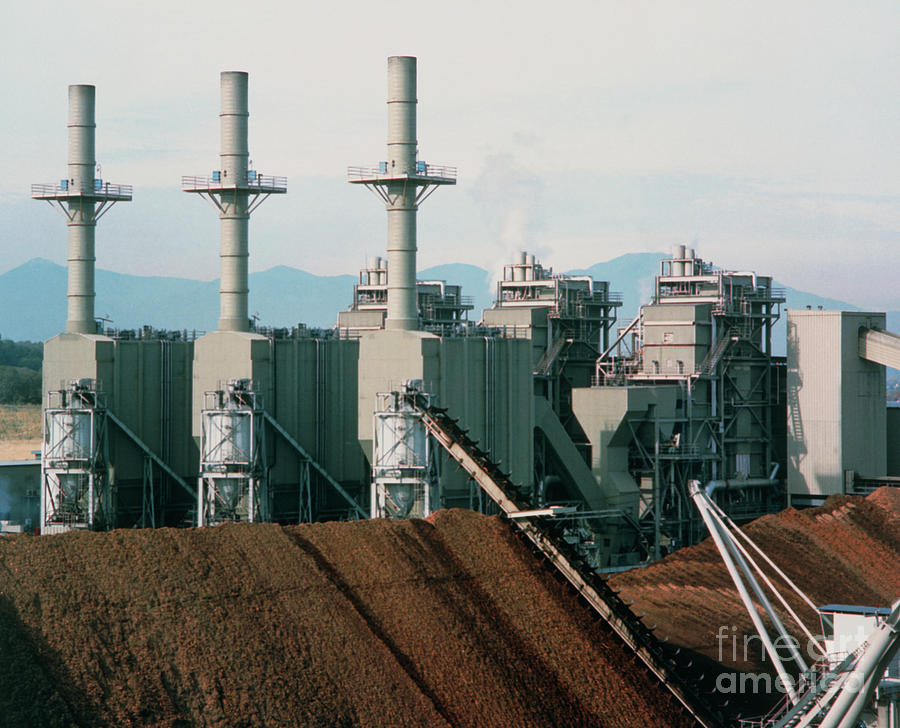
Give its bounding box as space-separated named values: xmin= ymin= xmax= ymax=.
xmin=611 ymin=488 xmax=900 ymax=690
xmin=0 ymin=509 xmax=697 ymax=728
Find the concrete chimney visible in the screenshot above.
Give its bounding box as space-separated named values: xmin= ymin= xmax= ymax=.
xmin=386 ymin=57 xmax=418 ymax=330
xmin=349 ymin=56 xmax=456 ymax=332
xmin=183 ymin=71 xmax=286 ymax=333
xmin=219 ymin=71 xmax=251 ymax=332
xmin=67 ymin=85 xmax=98 ymax=334
xmin=32 ymin=84 xmax=132 ymax=335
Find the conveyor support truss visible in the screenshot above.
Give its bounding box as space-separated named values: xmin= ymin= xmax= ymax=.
xmin=404 ymin=391 xmax=727 ymax=728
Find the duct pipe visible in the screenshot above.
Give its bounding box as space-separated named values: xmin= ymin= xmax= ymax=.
xmin=218 ymin=71 xmax=250 ymax=332
xmin=685 ymin=248 xmax=696 ymax=276
xmin=725 ymin=271 xmax=758 ymax=292
xmin=66 ymin=85 xmax=97 ymax=334
xmin=705 ymin=463 xmax=780 ymax=497
xmin=385 ymin=56 xmax=418 ymax=330
xmin=671 ymin=244 xmax=685 ymax=277
xmin=514 ymin=251 xmax=526 ymax=281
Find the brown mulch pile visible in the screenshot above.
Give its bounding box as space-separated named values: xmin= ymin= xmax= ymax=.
xmin=610 ymin=488 xmax=900 ymax=676
xmin=0 ymin=509 xmax=696 ymax=728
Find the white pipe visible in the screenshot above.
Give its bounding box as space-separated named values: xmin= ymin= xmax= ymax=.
xmin=838 ymin=609 xmax=900 ymax=728
xmin=719 ymin=516 xmax=810 ymax=673
xmin=567 ymin=275 xmax=595 ymax=296
xmin=671 ymin=244 xmax=685 ymax=277
xmin=707 ymin=496 xmax=827 ymax=658
xmin=690 ymin=481 xmax=800 ymax=702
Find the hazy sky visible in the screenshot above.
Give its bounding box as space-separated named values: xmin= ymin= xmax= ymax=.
xmin=3 ymin=1 xmax=899 ymax=309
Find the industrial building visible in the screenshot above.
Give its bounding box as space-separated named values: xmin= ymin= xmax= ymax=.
xmin=787 ymin=309 xmax=900 ymax=506
xmin=16 ymin=57 xmax=900 ymax=572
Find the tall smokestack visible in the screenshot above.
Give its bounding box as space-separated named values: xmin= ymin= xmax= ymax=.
xmin=219 ymin=72 xmax=250 ymax=332
xmin=183 ymin=71 xmax=286 ymax=333
xmin=32 ymin=85 xmax=132 ymax=335
xmin=385 ymin=57 xmax=418 ymax=330
xmin=349 ymin=56 xmax=456 ymax=331
xmin=66 ymin=85 xmax=97 ymax=334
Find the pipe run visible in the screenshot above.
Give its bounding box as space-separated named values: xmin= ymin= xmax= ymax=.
xmin=705 ymin=462 xmax=779 ymax=497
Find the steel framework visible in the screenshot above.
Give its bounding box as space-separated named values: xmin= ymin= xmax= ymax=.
xmin=596 ymin=250 xmax=786 ymax=556
xmin=198 ymin=379 xmax=267 ymax=526
xmin=41 ymin=379 xmax=111 ymax=532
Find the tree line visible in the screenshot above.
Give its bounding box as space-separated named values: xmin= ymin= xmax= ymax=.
xmin=0 ymin=339 xmax=42 ymax=404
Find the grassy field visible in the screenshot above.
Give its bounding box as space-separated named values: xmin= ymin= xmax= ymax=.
xmin=0 ymin=404 xmax=41 ymax=459
xmin=0 ymin=404 xmax=41 ymax=439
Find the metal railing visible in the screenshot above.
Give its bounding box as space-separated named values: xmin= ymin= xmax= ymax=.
xmin=181 ymin=174 xmax=287 ymax=191
xmin=347 ymin=163 xmax=458 ymax=181
xmin=31 ymin=181 xmax=133 ymax=198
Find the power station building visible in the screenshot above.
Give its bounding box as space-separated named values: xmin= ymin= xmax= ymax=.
xmin=20 ymin=58 xmax=900 ymax=568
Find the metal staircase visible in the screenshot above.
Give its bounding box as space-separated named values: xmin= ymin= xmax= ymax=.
xmin=534 ymin=334 xmax=568 ymax=376
xmin=699 ymin=328 xmax=736 ymax=376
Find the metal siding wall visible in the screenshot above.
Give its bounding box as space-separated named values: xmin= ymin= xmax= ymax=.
xmin=840 ymin=313 xmax=886 ymax=480
xmin=787 ymin=310 xmax=886 ymax=500
xmin=108 ymin=341 xmax=160 ymax=484
xmin=269 ymin=338 xmax=364 ymax=488
xmin=788 ymin=311 xmax=843 ymax=498
xmin=886 ymin=407 xmax=900 ymax=476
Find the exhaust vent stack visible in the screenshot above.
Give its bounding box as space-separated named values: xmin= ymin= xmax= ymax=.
xmin=348 ymin=56 xmax=456 ymax=331
xmin=183 ymin=71 xmax=287 ymax=333
xmin=32 ymin=84 xmax=133 ymax=335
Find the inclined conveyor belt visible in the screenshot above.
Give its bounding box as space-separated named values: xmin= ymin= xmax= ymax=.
xmin=406 ymin=391 xmax=729 ymax=728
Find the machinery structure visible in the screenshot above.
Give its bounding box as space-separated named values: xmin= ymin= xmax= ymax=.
xmin=20 ymin=58 xmax=900 ymax=728
xmin=690 ymin=480 xmax=900 ymax=728
xmin=371 ymin=380 xmax=439 ymax=518
xmin=198 ymin=379 xmax=267 ymax=525
xmin=337 ymin=256 xmax=474 ymax=335
xmin=41 ymin=379 xmax=109 ymax=532
xmin=487 ymin=251 xmax=621 ymax=353
xmin=574 ymin=246 xmax=786 ymax=560
xmin=23 ymin=58 xmax=900 ymax=578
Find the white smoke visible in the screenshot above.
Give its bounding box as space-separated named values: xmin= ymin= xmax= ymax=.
xmin=468 ymin=154 xmax=548 ymax=296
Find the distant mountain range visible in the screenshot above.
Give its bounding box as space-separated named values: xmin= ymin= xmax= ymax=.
xmin=1 ymin=255 xmax=897 ymax=359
